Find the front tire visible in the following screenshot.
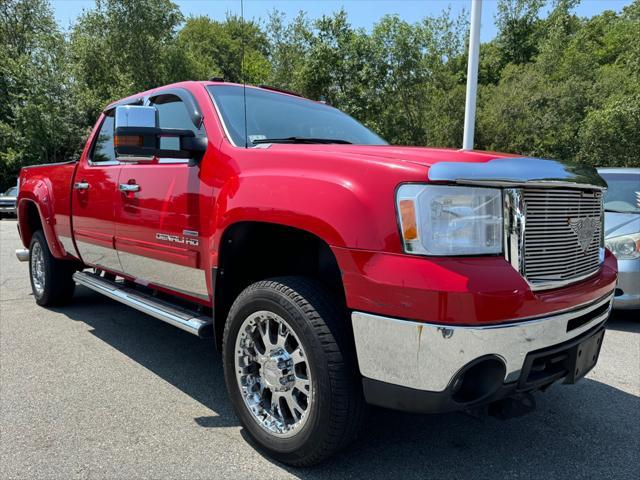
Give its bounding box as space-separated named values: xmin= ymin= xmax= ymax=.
xmin=29 ymin=230 xmax=76 ymax=306
xmin=223 ymin=277 xmax=364 ymax=466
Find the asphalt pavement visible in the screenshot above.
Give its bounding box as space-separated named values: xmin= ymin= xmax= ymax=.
xmin=1 ymin=218 xmax=639 ymax=479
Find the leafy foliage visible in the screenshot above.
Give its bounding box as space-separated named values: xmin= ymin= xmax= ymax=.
xmin=1 ymin=0 xmax=84 ymax=186
xmin=478 ymin=0 xmax=640 ymax=166
xmin=1 ymin=0 xmax=639 ymax=190
xmin=69 ymin=0 xmax=184 ymax=120
xmin=174 ymin=14 xmax=270 ymax=84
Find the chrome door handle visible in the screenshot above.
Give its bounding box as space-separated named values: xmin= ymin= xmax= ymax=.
xmin=74 ymin=182 xmax=89 ymax=190
xmin=119 ymin=184 xmax=140 ymax=192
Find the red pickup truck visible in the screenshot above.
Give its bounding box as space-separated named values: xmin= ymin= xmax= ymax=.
xmin=15 ymin=80 xmax=617 ymax=465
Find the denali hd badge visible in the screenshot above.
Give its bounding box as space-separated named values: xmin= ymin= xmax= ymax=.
xmin=156 ymin=232 xmax=199 ymax=246
xmin=567 ymin=217 xmax=599 ymax=252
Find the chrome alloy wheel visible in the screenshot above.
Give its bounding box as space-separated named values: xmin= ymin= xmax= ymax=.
xmin=30 ymin=242 xmax=45 ymax=297
xmin=234 ymin=310 xmax=313 ymax=437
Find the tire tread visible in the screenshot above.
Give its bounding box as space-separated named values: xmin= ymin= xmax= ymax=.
xmin=223 ymin=276 xmax=365 ymax=466
xmin=29 ymin=230 xmax=76 ymax=306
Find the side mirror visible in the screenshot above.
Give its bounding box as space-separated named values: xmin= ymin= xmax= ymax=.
xmin=114 ymin=105 xmax=207 ymax=165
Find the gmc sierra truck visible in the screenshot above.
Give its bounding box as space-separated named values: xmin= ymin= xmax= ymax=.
xmin=15 ymin=81 xmax=617 ymax=466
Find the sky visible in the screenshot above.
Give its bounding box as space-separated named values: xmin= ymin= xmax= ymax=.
xmin=51 ymin=0 xmax=633 ymax=41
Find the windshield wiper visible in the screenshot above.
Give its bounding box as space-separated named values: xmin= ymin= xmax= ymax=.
xmin=251 ymin=136 xmax=352 ymax=145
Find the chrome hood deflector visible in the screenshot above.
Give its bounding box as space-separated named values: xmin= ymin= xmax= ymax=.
xmin=428 ymin=157 xmax=607 ymax=190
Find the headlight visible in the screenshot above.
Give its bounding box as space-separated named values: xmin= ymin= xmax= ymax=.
xmin=396 ymin=184 xmax=503 ymax=255
xmin=606 ymin=233 xmax=640 ymax=260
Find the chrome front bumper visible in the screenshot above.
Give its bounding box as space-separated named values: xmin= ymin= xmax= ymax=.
xmin=352 ymin=293 xmax=613 ymax=393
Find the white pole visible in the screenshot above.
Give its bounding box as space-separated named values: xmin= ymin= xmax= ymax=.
xmin=462 ymin=0 xmax=482 ymax=151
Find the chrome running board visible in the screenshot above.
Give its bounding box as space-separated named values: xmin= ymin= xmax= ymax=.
xmin=73 ymin=271 xmax=212 ymax=337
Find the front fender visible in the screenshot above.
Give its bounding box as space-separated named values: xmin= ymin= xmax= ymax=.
xmin=207 ymin=144 xmax=429 ymax=270
xmin=216 ymin=173 xmax=378 ymax=249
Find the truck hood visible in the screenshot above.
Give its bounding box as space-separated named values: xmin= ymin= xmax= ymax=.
xmin=246 ymin=143 xmax=609 ymax=196
xmin=292 ymin=145 xmax=516 ymax=168
xmin=261 ymin=145 xmax=606 ymax=190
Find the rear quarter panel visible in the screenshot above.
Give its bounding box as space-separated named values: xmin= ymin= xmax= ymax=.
xmin=18 ymin=162 xmax=79 ymax=259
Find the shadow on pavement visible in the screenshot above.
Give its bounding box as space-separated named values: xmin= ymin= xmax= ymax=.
xmin=607 ymin=309 xmax=640 ymax=333
xmin=54 ymin=286 xmax=640 ymax=479
xmin=52 ymin=286 xmax=238 ymax=428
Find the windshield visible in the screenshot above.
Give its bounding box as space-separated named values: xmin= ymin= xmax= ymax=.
xmin=600 ymin=172 xmax=640 ymax=213
xmin=207 ymin=85 xmax=387 ymax=147
xmin=4 ymin=187 xmax=17 ymax=196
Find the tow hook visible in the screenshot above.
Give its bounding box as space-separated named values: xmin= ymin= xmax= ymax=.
xmin=488 ymin=393 xmax=536 ymax=420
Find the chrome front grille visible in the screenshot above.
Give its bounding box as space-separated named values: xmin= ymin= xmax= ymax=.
xmin=522 ymin=188 xmax=603 ymax=288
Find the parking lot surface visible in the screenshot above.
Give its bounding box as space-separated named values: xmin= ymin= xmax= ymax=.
xmin=1 ymin=219 xmax=639 ymax=479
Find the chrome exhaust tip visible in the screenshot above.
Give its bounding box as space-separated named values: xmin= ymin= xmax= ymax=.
xmin=15 ymin=249 xmax=29 ymax=262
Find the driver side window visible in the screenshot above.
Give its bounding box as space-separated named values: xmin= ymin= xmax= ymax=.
xmin=90 ymin=113 xmax=116 ymax=164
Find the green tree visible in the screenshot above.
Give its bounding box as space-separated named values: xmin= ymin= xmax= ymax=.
xmin=1 ymin=0 xmax=639 ymax=189
xmin=495 ymin=0 xmax=546 ymax=65
xmin=0 ymin=0 xmax=83 ymax=190
xmin=477 ymin=64 xmax=591 ymax=160
xmin=297 ymin=11 xmax=380 ymax=126
xmin=69 ymin=0 xmax=184 ymax=120
xmin=265 ymin=10 xmax=312 ymax=92
xmin=366 ymin=10 xmax=467 ymax=146
xmin=174 ymin=14 xmax=270 ymax=84
xmin=477 ymin=0 xmax=640 ymax=166
xmin=577 ymin=93 xmax=640 ymax=166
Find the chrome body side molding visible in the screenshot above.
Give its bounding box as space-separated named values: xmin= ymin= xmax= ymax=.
xmin=427 ymin=156 xmax=607 ymax=190
xmin=116 ymin=251 xmax=209 ymax=301
xmin=351 ymin=293 xmax=613 ymax=393
xmin=75 ymin=239 xmax=123 ymax=273
xmin=73 ymin=271 xmax=212 ymax=337
xmin=58 ymin=235 xmax=76 ymax=257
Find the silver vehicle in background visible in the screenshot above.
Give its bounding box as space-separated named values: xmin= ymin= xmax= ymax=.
xmin=598 ymin=168 xmax=640 ymax=310
xmin=0 ymin=185 xmax=18 ymax=218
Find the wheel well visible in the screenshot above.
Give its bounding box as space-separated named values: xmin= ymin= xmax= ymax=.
xmin=19 ymin=201 xmax=43 ymax=247
xmin=214 ymin=222 xmax=347 ymax=348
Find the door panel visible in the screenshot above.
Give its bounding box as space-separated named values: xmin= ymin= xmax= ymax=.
xmin=115 ymin=163 xmax=209 ymax=300
xmin=72 ymin=113 xmax=122 ymax=272
xmin=113 ymin=92 xmax=212 ymax=301
xmin=113 ymin=93 xmax=213 ymax=302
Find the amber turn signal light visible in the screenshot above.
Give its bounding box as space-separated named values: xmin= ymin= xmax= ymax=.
xmin=399 ymin=199 xmax=418 ymax=240
xmin=114 ymin=134 xmax=144 ymax=147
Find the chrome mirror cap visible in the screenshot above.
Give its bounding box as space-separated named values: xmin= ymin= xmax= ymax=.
xmin=114 ymin=105 xmax=158 ymax=162
xmin=114 ymin=105 xmax=157 ymax=129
